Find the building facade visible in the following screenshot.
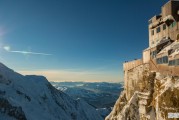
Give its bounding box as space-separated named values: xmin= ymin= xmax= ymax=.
xmin=123 ymin=0 xmax=179 ymax=100
xmin=141 ymin=0 xmax=179 ymax=76
xmin=149 ymin=0 xmax=179 ymax=48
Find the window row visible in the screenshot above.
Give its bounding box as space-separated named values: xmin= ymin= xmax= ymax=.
xmin=169 ymin=59 xmax=179 ymax=66
xmin=151 ymin=24 xmax=167 ymax=36
xmin=156 ymin=56 xmax=168 ymax=64
xmin=151 ymin=22 xmax=177 ymax=36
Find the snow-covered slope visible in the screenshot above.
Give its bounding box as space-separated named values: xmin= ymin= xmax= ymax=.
xmin=51 ymin=82 xmax=123 ymax=108
xmin=52 ymin=82 xmax=123 ymax=119
xmin=0 ymin=63 xmax=103 ymax=120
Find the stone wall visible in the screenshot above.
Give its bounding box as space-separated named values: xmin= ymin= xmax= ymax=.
xmin=125 ymin=64 xmax=150 ymax=100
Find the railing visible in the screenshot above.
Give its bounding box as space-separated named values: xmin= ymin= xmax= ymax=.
xmin=149 ymin=58 xmax=159 ymax=71
xmin=123 ymin=59 xmax=143 ymax=71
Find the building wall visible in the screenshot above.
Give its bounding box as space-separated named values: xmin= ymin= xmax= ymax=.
xmin=174 ymin=54 xmax=179 ymax=59
xmin=148 ymin=0 xmax=179 ymax=48
xmin=162 ymin=0 xmax=172 ymax=18
xmin=123 ymin=59 xmax=143 ymax=100
xmin=149 ymin=19 xmax=167 ymax=47
xmin=149 ymin=21 xmax=179 ymax=47
xmin=162 ymin=0 xmax=179 ymax=20
xmin=143 ymin=49 xmax=150 ymax=64
xmin=168 ymin=21 xmax=179 ymax=40
xmin=124 ymin=64 xmax=150 ymax=100
xmin=123 ymin=59 xmax=143 ymax=71
xmin=171 ymin=0 xmax=179 ymax=21
xmin=149 ymin=59 xmax=179 ymax=76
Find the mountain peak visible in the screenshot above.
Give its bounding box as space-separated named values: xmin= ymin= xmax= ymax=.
xmin=0 ymin=62 xmax=103 ymax=120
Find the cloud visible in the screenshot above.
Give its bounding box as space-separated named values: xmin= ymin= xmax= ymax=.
xmin=3 ymin=46 xmax=10 ymax=51
xmin=10 ymin=51 xmax=52 ymax=56
xmin=3 ymin=46 xmax=52 ymax=56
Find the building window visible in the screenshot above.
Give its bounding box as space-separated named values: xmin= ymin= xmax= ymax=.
xmin=169 ymin=21 xmax=177 ymax=28
xmin=170 ymin=59 xmax=179 ymax=66
xmin=157 ymin=58 xmax=161 ymax=64
xmin=156 ymin=56 xmax=168 ymax=64
xmin=152 ymin=41 xmax=155 ymax=44
xmin=156 ymin=27 xmax=160 ymax=33
xmin=163 ymin=24 xmax=166 ymax=30
xmin=151 ymin=30 xmax=154 ymax=35
xmin=176 ymin=59 xmax=179 ymax=66
xmin=169 ymin=60 xmax=176 ymax=66
xmin=151 ymin=50 xmax=157 ymax=58
xmin=169 ymin=61 xmax=172 ymax=66
xmin=159 ymin=58 xmax=162 ymax=64
xmin=172 ymin=60 xmax=176 ymax=65
xmin=163 ymin=56 xmax=168 ymax=63
xmin=173 ymin=21 xmax=176 ymax=27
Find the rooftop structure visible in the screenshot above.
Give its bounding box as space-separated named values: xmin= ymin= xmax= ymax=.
xmin=149 ymin=0 xmax=179 ymax=48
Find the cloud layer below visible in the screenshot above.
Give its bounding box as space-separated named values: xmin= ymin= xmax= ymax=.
xmin=18 ymin=69 xmax=120 ymax=83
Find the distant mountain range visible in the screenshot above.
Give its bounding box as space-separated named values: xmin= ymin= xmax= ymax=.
xmin=0 ymin=63 xmax=103 ymax=120
xmin=51 ymin=81 xmax=124 ymax=118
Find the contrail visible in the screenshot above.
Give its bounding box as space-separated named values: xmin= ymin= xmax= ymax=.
xmin=3 ymin=46 xmax=52 ymax=56
xmin=10 ymin=51 xmax=52 ymax=56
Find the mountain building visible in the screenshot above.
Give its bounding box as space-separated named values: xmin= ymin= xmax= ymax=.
xmin=124 ymin=1 xmax=179 ymax=100
xmin=106 ymin=1 xmax=179 ymax=120
xmin=144 ymin=0 xmax=179 ymax=76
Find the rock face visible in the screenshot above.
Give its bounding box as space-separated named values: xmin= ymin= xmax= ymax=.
xmin=106 ymin=64 xmax=179 ymax=120
xmin=0 ymin=63 xmax=103 ymax=120
xmin=124 ymin=64 xmax=150 ymax=100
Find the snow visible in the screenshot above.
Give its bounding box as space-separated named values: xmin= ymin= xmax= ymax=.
xmin=106 ymin=66 xmax=179 ymax=120
xmin=157 ymin=41 xmax=179 ymax=59
xmin=56 ymin=86 xmax=67 ymax=91
xmin=138 ymin=91 xmax=150 ymax=99
xmin=156 ymin=88 xmax=159 ymax=120
xmin=158 ymin=41 xmax=179 ymax=55
xmin=96 ymin=108 xmax=111 ymax=118
xmin=0 ymin=62 xmax=103 ymax=120
xmin=139 ymin=99 xmax=147 ymax=105
xmin=154 ymin=73 xmax=179 ymax=120
xmin=155 ymin=75 xmax=179 ymax=99
xmin=138 ymin=91 xmax=151 ymax=95
xmin=139 ymin=105 xmax=146 ymax=114
xmin=113 ymin=91 xmax=139 ymax=119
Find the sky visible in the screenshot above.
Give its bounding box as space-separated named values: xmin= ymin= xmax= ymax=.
xmin=0 ymin=0 xmax=169 ymax=83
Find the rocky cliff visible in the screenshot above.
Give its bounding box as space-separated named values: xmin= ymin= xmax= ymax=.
xmin=106 ymin=64 xmax=179 ymax=120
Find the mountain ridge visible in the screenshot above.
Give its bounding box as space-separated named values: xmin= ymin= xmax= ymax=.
xmin=0 ymin=62 xmax=103 ymax=120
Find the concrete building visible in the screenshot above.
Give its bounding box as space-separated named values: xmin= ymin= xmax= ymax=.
xmin=123 ymin=0 xmax=179 ymax=100
xmin=147 ymin=0 xmax=179 ymax=76
xmin=149 ymin=0 xmax=179 ymax=48
xmin=142 ymin=0 xmax=179 ymax=75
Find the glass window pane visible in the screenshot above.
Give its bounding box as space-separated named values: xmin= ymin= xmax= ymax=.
xmin=176 ymin=59 xmax=179 ymax=65
xmin=157 ymin=27 xmax=160 ymax=33
xmin=173 ymin=22 xmax=176 ymax=27
xmin=163 ymin=24 xmax=166 ymax=30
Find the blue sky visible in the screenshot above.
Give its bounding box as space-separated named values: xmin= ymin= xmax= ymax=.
xmin=0 ymin=0 xmax=168 ymax=82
